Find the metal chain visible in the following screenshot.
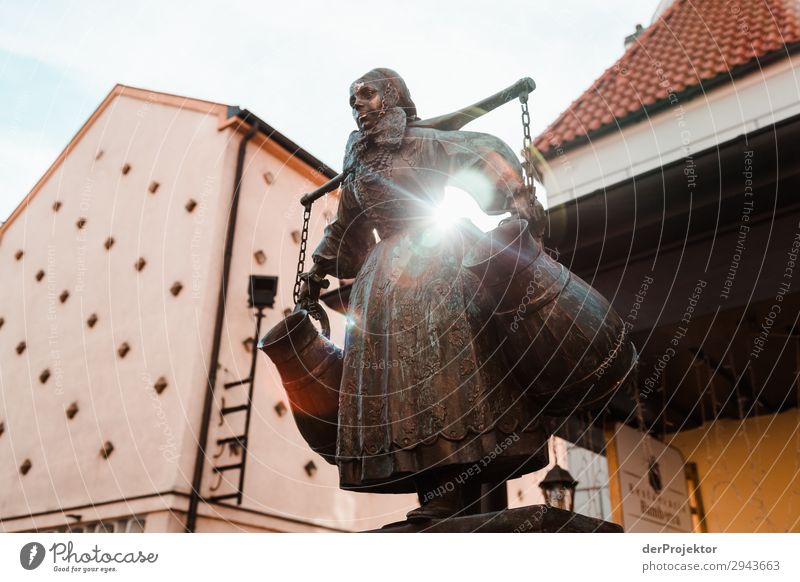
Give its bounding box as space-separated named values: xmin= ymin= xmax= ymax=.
xmin=292 ymin=203 xmax=311 ymax=305
xmin=520 ymin=94 xmax=534 ymax=190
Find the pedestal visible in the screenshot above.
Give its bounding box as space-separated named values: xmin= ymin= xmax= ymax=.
xmin=367 ymin=505 xmax=623 ymax=533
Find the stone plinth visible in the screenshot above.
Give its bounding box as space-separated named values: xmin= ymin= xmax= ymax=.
xmin=367 ymin=505 xmax=623 ymax=533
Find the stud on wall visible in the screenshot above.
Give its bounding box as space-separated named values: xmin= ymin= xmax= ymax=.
xmin=60 ymin=290 xmax=69 ymax=303
xmin=242 ymin=338 xmax=254 ymax=353
xmin=0 ymin=421 xmax=5 ymax=437
xmin=154 ymin=377 xmax=168 ymax=395
xmin=14 ymin=250 xmax=23 ymax=261
xmin=104 ymin=237 xmax=115 ymax=250
xmin=122 ymin=163 xmax=131 ymax=175
xmin=76 ymin=217 xmax=87 ymax=229
xmin=263 ymin=172 xmax=274 ymax=185
xmin=254 ymin=250 xmax=267 ymax=265
xmin=274 ymin=401 xmax=287 ymax=417
xmin=304 ymin=460 xmax=317 ymax=477
xmin=95 ymin=150 xmax=104 ymax=160
xmin=87 ymin=314 xmax=98 ymax=328
xmin=39 ymin=369 xmax=50 ymax=384
xmin=0 ymin=317 xmax=4 ymax=329
xmin=16 ymin=341 xmax=26 ymax=355
xmin=52 ymin=201 xmax=62 ymax=212
xmin=170 ymin=282 xmax=183 ymax=296
xmin=66 ymin=402 xmax=79 ymax=419
xmin=100 ymin=441 xmax=114 ymax=459
xmin=185 ymin=199 xmax=197 ymax=213
xmin=117 ymin=342 xmax=130 ymax=358
xmin=134 ymin=257 xmax=146 ymax=271
xmin=20 ymin=459 xmax=32 ymax=475
xmin=35 ymin=270 xmax=45 ymax=282
xmin=148 ymin=181 xmax=159 ymax=194
xmin=291 ymin=230 xmax=301 ymax=244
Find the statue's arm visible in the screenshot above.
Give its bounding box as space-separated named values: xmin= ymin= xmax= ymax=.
xmin=440 ymin=130 xmax=545 ymax=235
xmin=311 ymin=173 xmax=375 ymax=279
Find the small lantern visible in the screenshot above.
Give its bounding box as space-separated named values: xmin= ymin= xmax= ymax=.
xmin=538 ymin=463 xmax=578 ymax=511
xmin=248 ymin=275 xmax=278 ymax=309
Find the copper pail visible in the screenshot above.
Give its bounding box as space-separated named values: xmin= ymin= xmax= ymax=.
xmin=258 ymin=309 xmax=342 ymax=461
xmin=463 ymin=219 xmax=637 ymax=415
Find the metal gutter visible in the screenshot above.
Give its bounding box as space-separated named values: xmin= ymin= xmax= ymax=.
xmin=185 ymin=107 xmax=339 ymax=532
xmin=185 ymin=120 xmax=260 ymax=532
xmin=228 ymin=107 xmax=338 ymax=179
xmin=544 ymin=108 xmax=800 ymax=270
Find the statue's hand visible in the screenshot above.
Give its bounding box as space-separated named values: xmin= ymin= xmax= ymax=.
xmin=511 ymin=185 xmax=546 ymax=239
xmin=297 ymin=266 xmax=330 ymax=305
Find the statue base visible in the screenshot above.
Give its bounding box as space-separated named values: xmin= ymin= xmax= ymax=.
xmin=367 ymin=505 xmax=623 ymax=533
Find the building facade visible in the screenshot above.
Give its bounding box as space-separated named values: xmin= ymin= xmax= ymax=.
xmin=534 ymin=0 xmax=800 ymax=532
xmin=0 ymin=85 xmax=417 ymax=533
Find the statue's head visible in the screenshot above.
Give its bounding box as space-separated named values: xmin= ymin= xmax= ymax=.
xmin=349 ymin=68 xmax=418 ymax=132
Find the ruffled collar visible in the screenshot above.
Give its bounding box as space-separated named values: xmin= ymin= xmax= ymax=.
xmin=344 ymin=107 xmax=407 ymax=172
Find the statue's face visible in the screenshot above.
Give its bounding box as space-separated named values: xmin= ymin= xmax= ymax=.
xmin=350 ymin=80 xmax=383 ymax=131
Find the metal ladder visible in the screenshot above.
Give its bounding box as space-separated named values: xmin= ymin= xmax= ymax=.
xmin=208 ymin=307 xmax=266 ymax=505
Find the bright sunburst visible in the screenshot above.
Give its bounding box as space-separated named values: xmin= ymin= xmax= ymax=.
xmin=433 ymin=186 xmax=511 ymax=233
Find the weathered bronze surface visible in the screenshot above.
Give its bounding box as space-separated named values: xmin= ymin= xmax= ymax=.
xmin=260 ymin=68 xmax=635 ymax=523
xmin=259 ymin=309 xmax=341 ymax=463
xmin=463 ymin=218 xmax=638 ymax=415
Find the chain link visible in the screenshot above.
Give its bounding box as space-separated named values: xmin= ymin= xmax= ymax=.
xmin=520 ymin=94 xmax=534 ymax=190
xmin=292 ymin=204 xmax=312 ymax=305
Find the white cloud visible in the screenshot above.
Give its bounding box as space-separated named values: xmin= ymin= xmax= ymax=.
xmin=0 ymin=132 xmax=60 ymax=219
xmin=0 ymin=0 xmax=660 ymax=217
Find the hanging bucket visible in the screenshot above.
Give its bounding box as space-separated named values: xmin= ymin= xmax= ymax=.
xmin=463 ymin=219 xmax=637 ymax=415
xmin=258 ymin=309 xmax=343 ymax=461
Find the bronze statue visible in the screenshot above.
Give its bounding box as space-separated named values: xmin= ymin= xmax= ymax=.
xmin=261 ymin=68 xmax=636 ymax=523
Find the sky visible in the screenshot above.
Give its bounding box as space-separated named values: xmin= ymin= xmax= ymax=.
xmin=0 ymin=0 xmax=662 ymax=221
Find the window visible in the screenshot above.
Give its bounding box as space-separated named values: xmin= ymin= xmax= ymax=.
xmin=566 ymin=444 xmax=612 ymax=522
xmin=42 ymin=516 xmax=145 ymax=533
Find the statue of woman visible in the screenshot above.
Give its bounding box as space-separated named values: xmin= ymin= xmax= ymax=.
xmin=299 ymin=68 xmax=550 ymax=521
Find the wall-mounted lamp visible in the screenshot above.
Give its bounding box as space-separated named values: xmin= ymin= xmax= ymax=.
xmin=248 ymin=275 xmax=278 ymax=309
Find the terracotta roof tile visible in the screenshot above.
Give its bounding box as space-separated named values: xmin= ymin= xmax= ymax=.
xmin=535 ymin=0 xmax=800 ymax=156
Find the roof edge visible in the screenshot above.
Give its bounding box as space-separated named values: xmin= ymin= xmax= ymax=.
xmin=536 ymin=41 xmax=800 ymax=161
xmin=0 ymin=84 xmax=229 ymax=238
xmin=546 ymin=108 xmax=800 ymax=217
xmin=228 ymin=107 xmax=338 ymax=179
xmin=1 ymin=85 xmax=338 ymax=239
